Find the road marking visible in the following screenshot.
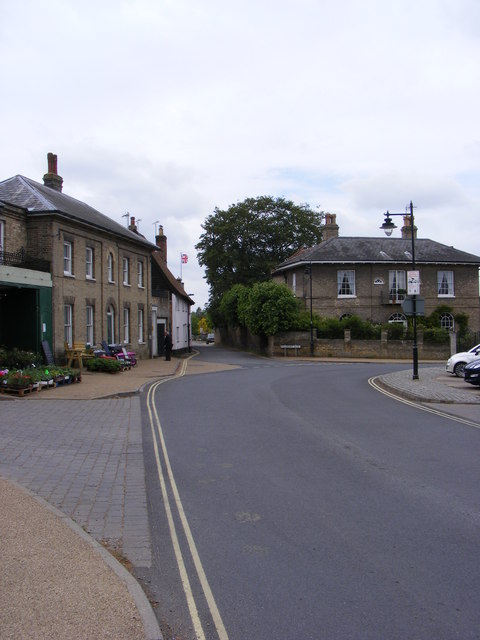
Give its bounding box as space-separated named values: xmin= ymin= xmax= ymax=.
xmin=146 ymin=355 xmax=229 ymax=640
xmin=368 ymin=376 xmax=480 ymax=430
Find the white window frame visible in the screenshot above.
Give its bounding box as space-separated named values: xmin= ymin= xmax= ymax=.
xmin=106 ymin=304 xmax=115 ymax=344
xmin=64 ymin=241 xmax=73 ymax=276
xmin=440 ymin=312 xmax=455 ymax=332
xmin=64 ymin=304 xmax=73 ymax=345
xmin=107 ymin=253 xmax=114 ymax=283
xmin=123 ymin=307 xmax=130 ymax=343
xmin=86 ymin=305 xmax=94 ymax=346
xmin=388 ymin=270 xmax=406 ymax=301
xmin=138 ymin=308 xmax=144 ymax=343
xmin=437 ymin=270 xmax=454 ymax=297
xmin=337 ymin=270 xmax=356 ymax=297
xmin=85 ymin=246 xmax=94 ymax=279
xmin=137 ymin=260 xmax=144 ymax=288
xmin=123 ymin=257 xmax=130 ymax=285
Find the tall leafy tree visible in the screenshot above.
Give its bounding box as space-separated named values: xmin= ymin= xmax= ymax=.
xmin=196 ymin=196 xmax=323 ymax=305
xmin=244 ymin=282 xmax=299 ymax=336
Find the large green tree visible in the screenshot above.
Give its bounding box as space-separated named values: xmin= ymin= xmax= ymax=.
xmin=196 ymin=196 xmax=323 ymax=305
xmin=243 ymin=282 xmax=300 ymax=336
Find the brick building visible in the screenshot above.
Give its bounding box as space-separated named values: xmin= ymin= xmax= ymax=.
xmin=272 ymin=214 xmax=480 ymax=333
xmin=0 ymin=154 xmax=193 ymax=361
xmin=151 ymin=225 xmax=194 ymax=356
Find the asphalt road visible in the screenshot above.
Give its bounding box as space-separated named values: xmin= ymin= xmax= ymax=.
xmin=141 ymin=347 xmax=480 ymax=640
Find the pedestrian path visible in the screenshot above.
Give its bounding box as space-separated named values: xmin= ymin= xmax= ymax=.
xmin=376 ymin=365 xmax=480 ymax=404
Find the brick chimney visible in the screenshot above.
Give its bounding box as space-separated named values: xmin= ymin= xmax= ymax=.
xmin=322 ymin=213 xmax=339 ymax=241
xmin=43 ymin=152 xmax=63 ymax=192
xmin=155 ymin=225 xmax=167 ymax=263
xmin=128 ymin=216 xmax=138 ymax=233
xmin=401 ymin=215 xmax=417 ymax=240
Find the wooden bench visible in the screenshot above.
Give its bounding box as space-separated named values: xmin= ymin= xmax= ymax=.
xmin=64 ymin=342 xmax=95 ymax=368
xmin=280 ymin=344 xmax=301 ymax=356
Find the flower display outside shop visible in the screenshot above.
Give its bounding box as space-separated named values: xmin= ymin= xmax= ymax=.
xmin=7 ymin=370 xmax=34 ymax=388
xmin=0 ymin=347 xmax=82 ymax=396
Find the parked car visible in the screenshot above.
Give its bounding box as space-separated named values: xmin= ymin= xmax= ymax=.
xmin=206 ymin=333 xmax=215 ymax=344
xmin=446 ymin=343 xmax=480 ymax=377
xmin=464 ymin=358 xmax=480 ymax=386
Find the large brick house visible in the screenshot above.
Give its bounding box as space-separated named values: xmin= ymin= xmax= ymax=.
xmin=0 ymin=154 xmax=193 ymax=361
xmin=272 ymin=214 xmax=480 ymax=333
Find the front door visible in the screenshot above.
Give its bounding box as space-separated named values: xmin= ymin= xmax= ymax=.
xmin=157 ymin=319 xmax=166 ymax=356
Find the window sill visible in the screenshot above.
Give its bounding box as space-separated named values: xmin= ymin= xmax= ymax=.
xmin=438 ymin=294 xmax=455 ymax=298
xmin=86 ymin=277 xmax=96 ymax=282
xmin=123 ymin=283 xmax=131 ymax=287
xmin=108 ymin=279 xmax=115 ymax=284
xmin=337 ymin=295 xmax=356 ymax=299
xmin=64 ymin=273 xmax=75 ymax=278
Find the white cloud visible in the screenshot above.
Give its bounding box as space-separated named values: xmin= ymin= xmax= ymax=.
xmin=2 ymin=0 xmax=480 ymax=306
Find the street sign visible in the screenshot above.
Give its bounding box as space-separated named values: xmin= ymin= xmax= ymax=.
xmin=401 ymin=296 xmax=425 ymax=316
xmin=407 ymin=270 xmax=421 ymax=295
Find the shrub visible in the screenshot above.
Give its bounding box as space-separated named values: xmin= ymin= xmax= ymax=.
xmin=384 ymin=322 xmax=406 ymax=340
xmin=422 ymin=327 xmax=449 ymax=344
xmin=317 ymin=317 xmax=344 ymax=339
xmin=340 ymin=315 xmax=381 ymax=339
xmin=85 ymin=357 xmax=122 ymax=373
xmin=0 ymin=347 xmax=43 ymax=369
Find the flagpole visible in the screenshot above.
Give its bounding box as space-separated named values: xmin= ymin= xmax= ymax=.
xmin=180 ymin=252 xmax=182 ymax=280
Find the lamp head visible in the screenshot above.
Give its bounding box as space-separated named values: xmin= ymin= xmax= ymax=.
xmin=380 ymin=211 xmax=396 ymax=237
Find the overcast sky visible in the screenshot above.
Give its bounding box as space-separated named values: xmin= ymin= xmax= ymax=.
xmin=2 ymin=0 xmax=479 ymax=308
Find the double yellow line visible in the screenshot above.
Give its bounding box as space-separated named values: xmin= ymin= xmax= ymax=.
xmin=146 ymin=356 xmax=229 ymax=640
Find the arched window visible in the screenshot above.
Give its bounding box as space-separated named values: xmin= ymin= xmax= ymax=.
xmin=106 ymin=304 xmax=115 ymax=344
xmin=389 ymin=312 xmax=407 ymax=327
xmin=339 ymin=313 xmax=352 ymax=321
xmin=440 ymin=312 xmax=454 ymax=332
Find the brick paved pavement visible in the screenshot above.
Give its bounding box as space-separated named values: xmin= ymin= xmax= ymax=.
xmin=0 ymin=397 xmax=152 ymax=567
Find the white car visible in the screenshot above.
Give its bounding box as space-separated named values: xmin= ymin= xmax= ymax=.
xmin=446 ymin=343 xmax=480 ymax=377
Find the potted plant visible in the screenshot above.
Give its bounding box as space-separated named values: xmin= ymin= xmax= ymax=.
xmin=6 ymin=370 xmax=34 ymax=395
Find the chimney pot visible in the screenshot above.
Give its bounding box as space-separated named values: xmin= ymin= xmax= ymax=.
xmin=43 ymin=152 xmax=63 ymax=192
xmin=128 ymin=216 xmax=138 ymax=233
xmin=47 ymin=152 xmax=58 ymax=174
xmin=156 ymin=227 xmax=167 ymax=263
xmin=401 ymin=215 xmax=417 ymax=239
xmin=321 ymin=212 xmax=339 ymax=241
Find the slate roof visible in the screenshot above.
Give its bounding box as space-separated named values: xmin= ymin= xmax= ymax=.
xmin=151 ymin=251 xmax=194 ymax=304
xmin=273 ymin=236 xmax=480 ymax=272
xmin=0 ymin=175 xmax=156 ymax=249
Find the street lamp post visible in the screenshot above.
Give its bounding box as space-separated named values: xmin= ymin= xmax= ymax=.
xmin=380 ymin=200 xmax=419 ymax=380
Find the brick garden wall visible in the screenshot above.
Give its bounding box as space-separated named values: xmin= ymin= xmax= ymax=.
xmin=218 ymin=327 xmax=450 ymax=360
